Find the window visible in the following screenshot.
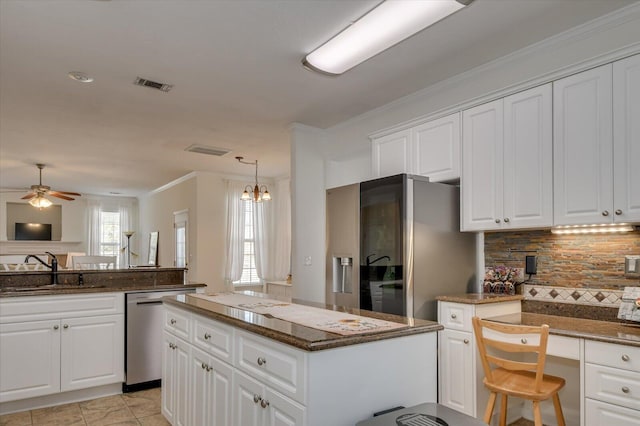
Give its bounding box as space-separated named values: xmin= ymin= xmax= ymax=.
xmin=234 ymin=201 xmax=259 ymax=285
xmin=99 ymin=211 xmax=120 ymax=262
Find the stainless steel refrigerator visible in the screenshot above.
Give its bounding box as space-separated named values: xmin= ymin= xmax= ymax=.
xmin=326 ymin=174 xmax=477 ymax=321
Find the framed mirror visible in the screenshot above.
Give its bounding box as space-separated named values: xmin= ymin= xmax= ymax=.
xmin=148 ymin=231 xmax=159 ymax=266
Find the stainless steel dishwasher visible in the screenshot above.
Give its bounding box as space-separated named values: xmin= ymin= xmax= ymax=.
xmin=124 ymin=288 xmax=196 ymax=392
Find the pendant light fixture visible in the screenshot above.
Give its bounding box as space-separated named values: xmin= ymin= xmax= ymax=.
xmin=236 ymin=156 xmax=271 ymax=203
xmin=303 ymin=0 xmax=474 ymax=76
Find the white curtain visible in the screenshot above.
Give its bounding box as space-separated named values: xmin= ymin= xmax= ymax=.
xmin=272 ymin=178 xmax=291 ymax=280
xmin=223 ymin=180 xmax=247 ymax=288
xmin=253 ymin=197 xmax=271 ymax=281
xmin=86 ymin=197 xmax=137 ymax=268
xmin=86 ymin=199 xmax=101 ymax=255
xmin=119 ymin=203 xmax=136 ymax=267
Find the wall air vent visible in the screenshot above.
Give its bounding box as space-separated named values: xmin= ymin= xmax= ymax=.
xmin=184 ymin=144 xmax=231 ymax=157
xmin=133 ymin=77 xmax=173 ymax=92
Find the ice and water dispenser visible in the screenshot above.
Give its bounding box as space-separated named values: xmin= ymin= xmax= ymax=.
xmin=332 ymin=256 xmax=353 ymax=294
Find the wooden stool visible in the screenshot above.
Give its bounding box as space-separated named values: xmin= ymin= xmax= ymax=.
xmin=472 ymin=316 xmax=566 ymax=426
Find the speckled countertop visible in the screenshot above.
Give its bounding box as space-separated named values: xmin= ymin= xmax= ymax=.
xmin=487 ymin=312 xmax=640 ymax=347
xmin=436 ymin=293 xmax=524 ymax=304
xmin=0 ymin=282 xmax=206 ymax=297
xmin=163 ymin=292 xmax=443 ymax=351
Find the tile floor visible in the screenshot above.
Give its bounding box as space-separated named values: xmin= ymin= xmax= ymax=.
xmin=0 ymin=388 xmax=168 ymax=426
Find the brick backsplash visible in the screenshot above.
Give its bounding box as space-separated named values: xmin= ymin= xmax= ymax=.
xmin=484 ymin=230 xmax=640 ymax=289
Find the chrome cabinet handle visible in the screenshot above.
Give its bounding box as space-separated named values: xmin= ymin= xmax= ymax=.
xmin=615 ymin=209 xmax=622 ymax=215
xmin=261 ymin=399 xmax=270 ymax=408
xmin=495 ymin=219 xmax=501 ymax=223
xmin=170 ymin=318 xmax=176 ymax=325
xmin=622 ymin=354 xmax=630 ymax=362
xmin=169 ymin=343 xmax=176 ymax=350
xmin=463 ymin=339 xmax=469 ymax=344
xmin=257 ymin=357 xmax=267 ymax=366
xmin=253 ymin=394 xmax=261 ymax=404
xmin=63 ymin=324 xmax=69 ymax=329
xmin=450 ymin=313 xmax=457 ymax=319
xmin=521 ymin=338 xmax=527 ymax=344
xmin=602 ymin=210 xmax=609 ymax=216
xmin=622 ymin=386 xmax=630 ymax=394
xmin=204 ymin=333 xmax=211 ymax=340
xmin=504 ymin=218 xmax=510 ymax=223
xmin=201 ymin=362 xmax=207 ymax=370
xmin=206 ymin=365 xmax=212 ymax=372
xmin=53 ymin=325 xmax=59 ymax=330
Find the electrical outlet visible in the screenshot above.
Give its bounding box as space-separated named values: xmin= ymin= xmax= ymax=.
xmin=525 ymin=255 xmax=537 ymax=275
xmin=625 ymin=255 xmax=640 ymax=276
xmin=304 ymin=256 xmax=312 ymax=266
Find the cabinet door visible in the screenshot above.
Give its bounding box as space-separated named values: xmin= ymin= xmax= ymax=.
xmin=438 ymin=329 xmax=475 ymax=416
xmin=162 ymin=332 xmax=191 ymax=426
xmin=586 ymin=398 xmax=640 ymax=426
xmin=234 ymin=370 xmax=264 ymax=426
xmin=191 ymin=348 xmax=211 ymax=426
xmin=264 ymin=387 xmax=305 ymax=426
xmin=613 ymin=53 xmax=640 ymax=223
xmin=192 ymin=348 xmax=234 ymax=426
xmin=461 ymin=99 xmax=504 ymax=231
xmin=162 ymin=332 xmax=177 ymax=424
xmin=503 ymin=84 xmax=553 ymax=228
xmin=0 ymin=320 xmax=61 ymax=402
xmin=60 ymin=314 xmax=124 ymax=392
xmin=371 ymin=129 xmax=412 ymax=178
xmin=413 ymin=113 xmax=460 ymax=182
xmin=554 ymin=64 xmax=613 ymax=225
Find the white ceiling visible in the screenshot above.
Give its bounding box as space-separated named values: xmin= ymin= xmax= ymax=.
xmin=0 ymin=0 xmax=635 ymax=197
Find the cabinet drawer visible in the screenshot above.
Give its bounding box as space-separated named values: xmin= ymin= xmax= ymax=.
xmin=481 ymin=328 xmax=580 ymax=360
xmin=164 ymin=306 xmax=190 ymax=341
xmin=0 ymin=293 xmax=124 ymax=323
xmin=586 ymin=398 xmax=640 ymax=426
xmin=192 ymin=314 xmax=234 ymax=363
xmin=236 ymin=330 xmax=306 ymax=404
xmin=585 ymin=340 xmax=640 ymax=371
xmin=439 ymin=302 xmax=474 ymax=331
xmin=585 ymin=363 xmax=640 ymax=410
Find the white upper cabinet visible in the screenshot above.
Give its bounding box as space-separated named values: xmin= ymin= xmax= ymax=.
xmin=613 ymin=54 xmax=640 ymax=223
xmin=371 ymin=129 xmax=412 ymax=178
xmin=554 ymin=64 xmax=614 ymax=225
xmin=462 ymin=84 xmax=553 ymax=231
xmin=371 ymin=112 xmax=461 ymax=182
xmin=413 ymin=112 xmax=461 ymax=182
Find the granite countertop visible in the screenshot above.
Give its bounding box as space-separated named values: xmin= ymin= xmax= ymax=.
xmin=486 ymin=312 xmax=640 ymax=347
xmin=436 ymin=293 xmax=524 ymax=304
xmin=0 ymin=282 xmax=206 ymax=297
xmin=163 ymin=291 xmax=443 ymax=351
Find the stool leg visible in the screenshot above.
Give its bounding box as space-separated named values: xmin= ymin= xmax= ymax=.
xmin=553 ymin=393 xmax=566 ymax=426
xmin=532 ymin=401 xmax=542 ymax=426
xmin=499 ymin=394 xmax=508 ymax=426
xmin=484 ymin=391 xmax=497 ymax=424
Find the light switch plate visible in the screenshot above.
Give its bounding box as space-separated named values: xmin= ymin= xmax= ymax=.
xmin=625 ymin=255 xmax=640 ymax=276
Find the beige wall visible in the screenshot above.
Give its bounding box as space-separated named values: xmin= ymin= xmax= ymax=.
xmin=6 ymin=202 xmax=62 ymax=240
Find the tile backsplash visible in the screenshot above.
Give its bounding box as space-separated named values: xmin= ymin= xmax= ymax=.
xmin=484 ymin=230 xmax=640 ymax=289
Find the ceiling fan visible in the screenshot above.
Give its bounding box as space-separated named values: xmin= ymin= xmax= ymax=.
xmin=18 ymin=164 xmax=81 ymax=207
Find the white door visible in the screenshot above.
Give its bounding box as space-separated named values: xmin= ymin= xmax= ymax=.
xmin=371 ymin=129 xmax=412 ymax=178
xmin=503 ymin=84 xmax=553 ymax=229
xmin=234 ymin=370 xmax=264 ymax=426
xmin=553 ymin=64 xmax=613 ymax=225
xmin=439 ymin=329 xmax=475 ymax=416
xmin=613 ymin=53 xmax=640 ymax=223
xmin=462 ymin=99 xmax=504 ymax=231
xmin=413 ymin=113 xmax=460 ymax=182
xmin=60 ymin=314 xmax=124 ymax=392
xmin=0 ymin=320 xmax=61 ymax=402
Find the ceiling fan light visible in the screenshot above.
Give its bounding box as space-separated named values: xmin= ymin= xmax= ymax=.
xmin=29 ymin=195 xmax=52 ymax=209
xmin=303 ymin=0 xmax=472 ymax=75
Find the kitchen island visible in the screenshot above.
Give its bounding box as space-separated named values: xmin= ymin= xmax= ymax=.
xmin=162 ymin=291 xmax=442 ymax=426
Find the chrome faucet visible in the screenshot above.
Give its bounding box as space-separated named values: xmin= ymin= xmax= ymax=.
xmin=24 ymin=253 xmax=58 ymax=285
xmin=366 ymin=254 xmax=391 ymax=266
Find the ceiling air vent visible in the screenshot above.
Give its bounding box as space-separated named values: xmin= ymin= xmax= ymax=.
xmin=185 ymin=144 xmax=231 ymax=157
xmin=134 ymin=76 xmax=173 ymax=92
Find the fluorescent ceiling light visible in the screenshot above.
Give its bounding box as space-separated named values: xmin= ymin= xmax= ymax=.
xmin=303 ymin=0 xmax=473 ymax=75
xmin=550 ymin=224 xmax=635 ymax=235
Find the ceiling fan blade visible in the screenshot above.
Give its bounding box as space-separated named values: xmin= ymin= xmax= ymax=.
xmin=49 ymin=192 xmax=74 ymax=201
xmin=21 ymin=193 xmax=36 ymax=200
xmin=51 ymin=190 xmax=81 ymax=196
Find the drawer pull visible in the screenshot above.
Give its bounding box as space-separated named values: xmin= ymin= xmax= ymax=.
xmin=53 ymin=325 xmax=59 ymax=330
xmin=206 ymin=365 xmax=212 ymax=372
xmin=170 ymin=318 xmax=176 ymax=325
xmin=253 ymin=394 xmax=261 ymax=404
xmin=504 ymin=218 xmax=510 ymax=223
xmin=602 ymin=210 xmax=609 ymax=216
xmin=257 ymin=357 xmax=267 ymax=366
xmin=201 ymin=362 xmax=207 ymax=370
xmin=204 ymin=333 xmax=211 ymax=340
xmin=495 ymin=219 xmax=501 ymax=223
xmin=169 ymin=343 xmax=175 ymax=349
xmin=615 ymin=209 xmax=623 ymax=215
xmin=463 ymin=339 xmax=469 ymax=344
xmin=63 ymin=324 xmax=69 ymax=329
xmin=521 ymin=338 xmax=527 ymax=344
xmin=622 ymin=386 xmax=630 ymax=394
xmin=261 ymin=399 xmax=270 ymax=408
xmin=450 ymin=313 xmax=457 ymax=319
xmin=622 ymin=354 xmax=630 ymax=362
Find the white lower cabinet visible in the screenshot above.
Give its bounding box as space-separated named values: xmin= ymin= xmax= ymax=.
xmin=191 ymin=347 xmax=233 ymax=426
xmin=585 ymin=399 xmax=640 ymax=426
xmin=0 ymin=293 xmax=124 ymax=404
xmin=161 ymin=331 xmax=190 ymax=426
